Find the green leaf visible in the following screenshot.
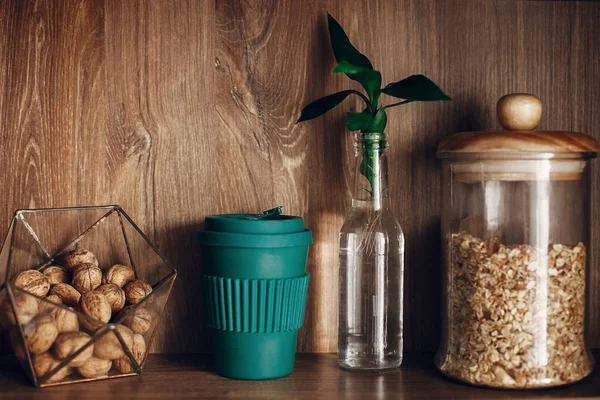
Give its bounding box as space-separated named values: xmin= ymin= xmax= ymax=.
xmin=332 ymin=60 xmax=370 ymax=74
xmin=332 ymin=60 xmax=381 ymax=107
xmin=297 ymin=90 xmax=357 ymax=123
xmin=381 ymin=74 xmax=451 ymax=102
xmin=353 ymin=69 xmax=381 ymax=106
xmin=366 ymin=108 xmax=387 ymax=133
xmin=327 ymin=13 xmax=373 ymax=70
xmin=346 ymin=111 xmax=372 ymax=131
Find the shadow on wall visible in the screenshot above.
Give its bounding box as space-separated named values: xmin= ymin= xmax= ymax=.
xmin=400 ymin=94 xmax=489 ymax=351
xmin=297 ymin=12 xmax=349 ymax=353
xmin=156 ymin=222 xmax=211 ymax=354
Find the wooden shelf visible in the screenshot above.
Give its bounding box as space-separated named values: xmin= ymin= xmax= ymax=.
xmin=1 ymin=352 xmax=599 ymax=399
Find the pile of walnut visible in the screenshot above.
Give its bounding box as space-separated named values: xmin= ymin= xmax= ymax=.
xmin=437 ymin=231 xmax=592 ymax=388
xmin=3 ymin=249 xmax=154 ymax=384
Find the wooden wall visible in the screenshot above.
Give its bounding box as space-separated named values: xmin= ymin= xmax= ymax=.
xmin=1 ymin=0 xmax=599 ymax=354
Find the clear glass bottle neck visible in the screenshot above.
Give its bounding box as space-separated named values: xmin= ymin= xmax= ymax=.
xmin=352 ymin=133 xmax=390 ymax=211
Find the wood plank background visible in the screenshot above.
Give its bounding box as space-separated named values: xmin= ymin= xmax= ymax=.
xmin=0 ymin=0 xmax=599 ymax=354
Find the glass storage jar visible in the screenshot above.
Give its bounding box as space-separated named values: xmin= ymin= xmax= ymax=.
xmin=435 ymin=94 xmax=599 ymax=389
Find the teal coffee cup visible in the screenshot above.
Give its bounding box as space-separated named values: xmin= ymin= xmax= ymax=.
xmin=198 ymin=208 xmax=312 ymax=380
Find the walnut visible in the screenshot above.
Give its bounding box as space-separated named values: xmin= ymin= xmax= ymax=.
xmin=49 ymin=283 xmax=81 ymax=307
xmin=77 ymin=356 xmax=112 ymax=378
xmin=78 ymin=291 xmax=111 ymax=332
xmin=102 ymin=264 xmax=135 ymax=288
xmin=2 ymin=292 xmax=38 ymax=325
xmin=39 ymin=295 xmax=63 ymax=315
xmin=51 ymin=306 xmax=80 ymax=333
xmin=13 ymin=270 xmax=50 ymax=297
xmin=43 ymin=266 xmax=70 ymax=286
xmin=33 ymin=352 xmax=70 ymax=383
xmin=124 ymin=280 xmax=152 ymax=305
xmin=63 ymin=249 xmax=99 ymax=272
xmin=93 ymin=325 xmax=134 ymax=360
xmin=113 ymin=333 xmax=146 ymax=373
xmin=71 ymin=264 xmax=102 ymax=294
xmin=117 ymin=306 xmax=152 ymax=335
xmin=23 ymin=313 xmax=58 ymax=354
xmin=96 ymin=284 xmax=126 ymax=313
xmin=53 ymin=331 xmax=93 ymax=367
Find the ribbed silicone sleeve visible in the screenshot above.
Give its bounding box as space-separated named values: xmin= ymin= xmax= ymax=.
xmin=202 ymin=274 xmax=310 ymax=333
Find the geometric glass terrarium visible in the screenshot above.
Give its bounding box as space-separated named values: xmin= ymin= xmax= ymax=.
xmin=0 ymin=206 xmax=177 ymax=387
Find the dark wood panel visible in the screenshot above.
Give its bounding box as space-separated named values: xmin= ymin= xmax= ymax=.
xmin=570 ymin=1 xmax=600 ymax=348
xmin=143 ymin=0 xmax=215 ymax=353
xmin=1 ymin=353 xmax=600 ymax=399
xmin=103 ymin=0 xmax=216 ymax=354
xmin=0 ymin=0 xmax=599 ymax=355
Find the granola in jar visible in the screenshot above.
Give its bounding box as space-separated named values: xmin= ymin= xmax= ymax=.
xmin=436 ymin=231 xmax=593 ymax=388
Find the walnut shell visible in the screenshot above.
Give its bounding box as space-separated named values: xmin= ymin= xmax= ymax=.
xmin=39 ymin=295 xmax=63 ymax=315
xmin=93 ymin=325 xmax=134 ymax=360
xmin=113 ymin=333 xmax=146 ymax=373
xmin=2 ymin=292 xmax=38 ymax=325
xmin=13 ymin=270 xmax=50 ymax=297
xmin=96 ymin=284 xmax=126 ymax=313
xmin=43 ymin=266 xmax=70 ymax=286
xmin=124 ymin=280 xmax=152 ymax=305
xmin=33 ymin=352 xmax=70 ymax=383
xmin=78 ymin=291 xmax=111 ymax=332
xmin=117 ymin=306 xmax=152 ymax=335
xmin=53 ymin=331 xmax=93 ymax=367
xmin=63 ymin=249 xmax=99 ymax=272
xmin=49 ymin=283 xmax=81 ymax=307
xmin=102 ymin=264 xmax=135 ymax=288
xmin=23 ymin=313 xmax=58 ymax=354
xmin=51 ymin=306 xmax=80 ymax=333
xmin=77 ymin=356 xmax=112 ymax=378
xmin=71 ymin=264 xmax=102 ymax=294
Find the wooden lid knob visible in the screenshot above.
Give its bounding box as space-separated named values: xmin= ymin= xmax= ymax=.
xmin=497 ymin=93 xmax=542 ymax=131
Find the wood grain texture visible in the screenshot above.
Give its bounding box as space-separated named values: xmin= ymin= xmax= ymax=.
xmin=1 ymin=353 xmax=600 ymax=399
xmin=0 ymin=0 xmax=599 ymax=355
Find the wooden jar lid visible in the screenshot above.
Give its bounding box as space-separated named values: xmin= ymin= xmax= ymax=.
xmin=437 ymin=94 xmax=600 ymax=181
xmin=437 ymin=94 xmax=600 ymax=156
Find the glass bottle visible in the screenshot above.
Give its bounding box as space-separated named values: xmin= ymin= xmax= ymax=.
xmin=338 ymin=132 xmax=405 ymax=371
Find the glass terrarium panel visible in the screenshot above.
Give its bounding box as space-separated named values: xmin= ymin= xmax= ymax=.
xmin=55 ymin=209 xmax=131 ymax=271
xmin=0 ymin=218 xmax=15 ymax=289
xmin=6 ymin=287 xmax=40 ymax=386
xmin=119 ymin=211 xmax=175 ymax=287
xmin=20 ymin=207 xmax=112 ymax=261
xmin=5 ymin=214 xmax=51 ymax=282
xmin=115 ymin=273 xmax=176 ymax=357
xmin=0 ymin=288 xmax=14 ymax=354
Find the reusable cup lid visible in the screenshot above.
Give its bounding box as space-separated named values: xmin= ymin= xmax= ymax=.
xmin=198 ymin=206 xmax=313 ymax=248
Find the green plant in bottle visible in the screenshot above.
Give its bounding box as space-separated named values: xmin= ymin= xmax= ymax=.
xmin=297 ymin=13 xmax=450 ymax=195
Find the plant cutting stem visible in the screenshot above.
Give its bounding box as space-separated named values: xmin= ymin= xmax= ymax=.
xmin=359 ymin=132 xmax=385 ymax=205
xmin=356 ymin=134 xmax=385 ymax=256
xmin=369 ymin=143 xmax=382 ymax=211
xmin=352 ymin=90 xmax=375 ymax=113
